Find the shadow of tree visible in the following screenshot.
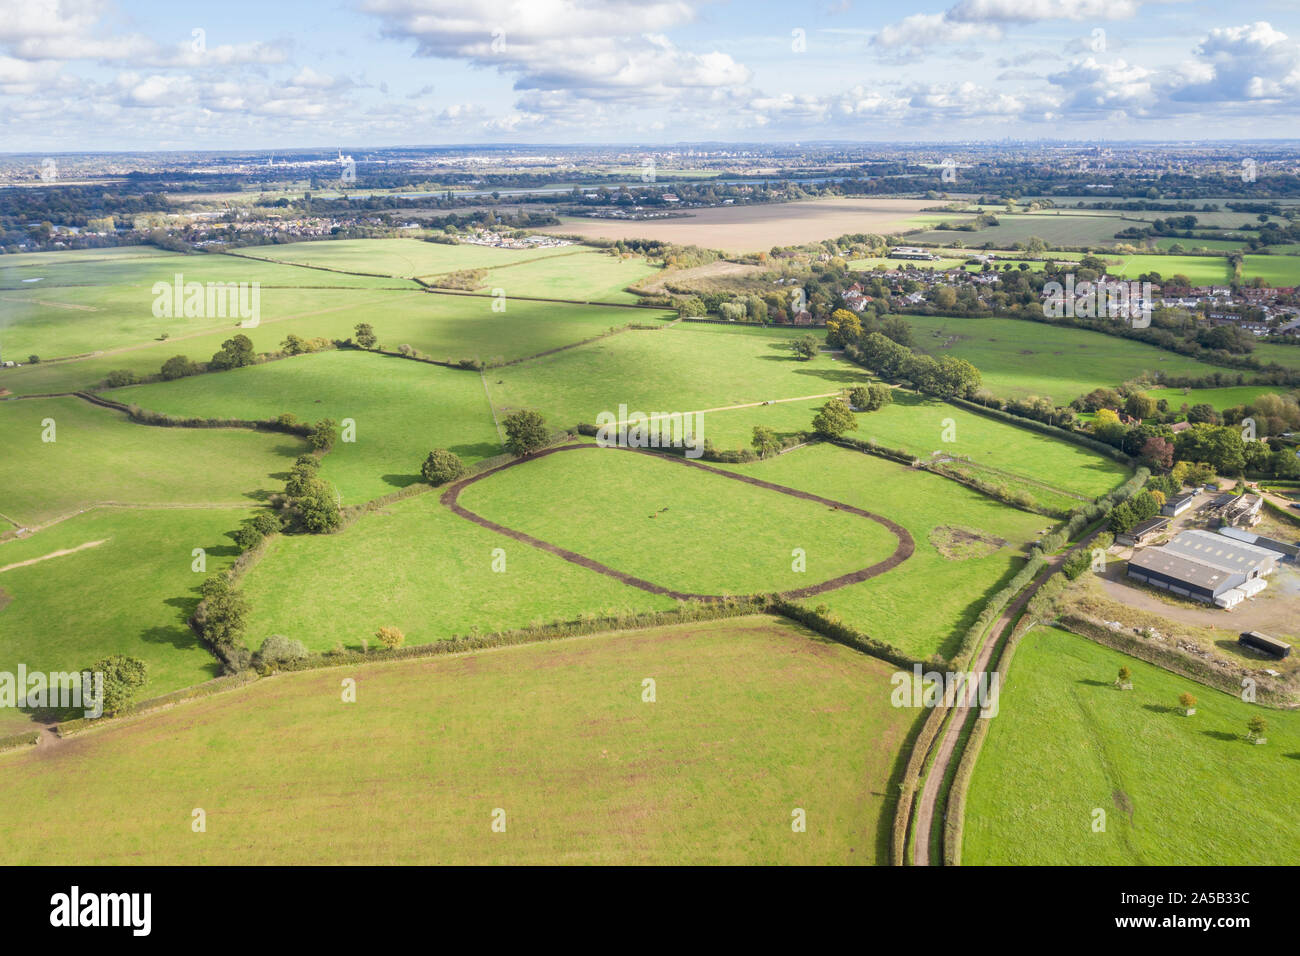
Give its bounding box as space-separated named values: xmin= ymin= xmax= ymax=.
xmin=1202 ymin=730 xmax=1239 ymax=742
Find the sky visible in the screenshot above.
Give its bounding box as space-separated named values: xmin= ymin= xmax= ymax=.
xmin=2 ymin=0 xmax=1299 ymax=151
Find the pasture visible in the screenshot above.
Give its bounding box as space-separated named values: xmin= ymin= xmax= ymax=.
xmin=0 ymin=506 xmax=247 ymax=733
xmin=962 ymin=626 xmax=1300 ymax=865
xmin=713 ymin=444 xmax=1050 ymax=662
xmin=240 ymin=482 xmax=676 ymax=652
xmin=0 ymin=292 xmax=674 ymax=397
xmin=542 ymin=198 xmax=936 ymax=254
xmin=0 ymin=616 xmax=915 ymax=864
xmin=111 ymin=351 xmax=502 ymax=505
xmin=1257 ymin=343 xmax=1300 ymax=372
xmin=1146 ymin=385 xmax=1285 ymax=413
xmin=902 ymin=314 xmax=1238 ymax=403
xmin=475 ymin=249 xmax=658 ymax=303
xmin=1106 ymin=254 xmax=1231 ymax=284
xmin=0 ymin=281 xmax=403 ymax=361
xmin=235 ymin=237 xmax=574 ymax=278
xmin=0 ymin=396 xmax=303 ymax=528
xmin=486 ymin=322 xmax=869 ymax=429
xmin=908 ymin=212 xmax=1128 ymax=249
xmin=1152 ymin=237 xmax=1247 ymax=253
xmin=695 ymin=388 xmax=1127 ymax=500
xmin=456 ymin=444 xmax=903 ymax=597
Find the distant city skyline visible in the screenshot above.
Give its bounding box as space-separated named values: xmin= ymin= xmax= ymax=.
xmin=2 ymin=0 xmax=1298 ymax=151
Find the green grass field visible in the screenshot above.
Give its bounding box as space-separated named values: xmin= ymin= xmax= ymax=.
xmin=0 ymin=507 xmax=251 ymax=733
xmin=458 ymin=445 xmax=902 ymax=595
xmin=240 ymin=485 xmax=677 ymax=652
xmin=963 ymin=626 xmax=1300 ymax=865
xmin=0 ymin=282 xmax=405 ymax=361
xmin=487 ymin=322 xmax=869 ymax=428
xmin=714 ymin=444 xmax=1050 ymax=662
xmin=0 ymin=292 xmax=674 ymax=397
xmin=909 ymin=212 xmax=1128 ymax=249
xmin=1146 ymin=385 xmax=1287 ymax=413
xmin=902 ymin=314 xmax=1238 ymax=403
xmin=1152 ymin=237 xmax=1247 ymax=253
xmin=0 ymin=251 xmax=406 ymax=293
xmin=0 ymin=396 xmax=304 ymax=527
xmin=0 ymin=616 xmax=918 ymax=864
xmin=475 ymin=249 xmax=658 ymax=303
xmin=1241 ymin=255 xmax=1300 ymax=287
xmin=1256 ymin=343 xmax=1300 ymax=372
xmin=1106 ymin=254 xmax=1232 ymax=284
xmin=111 ymin=351 xmax=502 ymax=505
xmin=235 ymin=237 xmax=577 ymax=278
xmin=694 ymin=388 xmax=1128 ymax=500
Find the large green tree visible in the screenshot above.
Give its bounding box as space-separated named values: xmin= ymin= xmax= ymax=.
xmin=503 ymin=409 xmax=550 ymax=457
xmin=811 ymin=398 xmax=858 ymax=438
xmin=85 ymin=655 xmax=148 ymax=717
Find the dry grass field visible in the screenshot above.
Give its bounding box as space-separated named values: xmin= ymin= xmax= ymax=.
xmin=539 ymin=198 xmax=935 ymax=253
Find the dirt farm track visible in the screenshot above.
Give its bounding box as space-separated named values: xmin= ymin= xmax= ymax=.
xmin=441 ymin=443 xmax=915 ymax=600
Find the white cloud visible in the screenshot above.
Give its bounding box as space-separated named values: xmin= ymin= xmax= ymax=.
xmin=873 ymin=0 xmax=1151 ymax=52
xmin=361 ymin=0 xmax=751 ymax=122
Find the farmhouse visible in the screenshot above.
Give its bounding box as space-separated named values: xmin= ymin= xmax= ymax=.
xmin=1126 ymin=529 xmax=1277 ymax=607
xmin=1161 ymin=492 xmax=1196 ymax=517
xmin=1117 ymin=516 xmax=1169 ymax=547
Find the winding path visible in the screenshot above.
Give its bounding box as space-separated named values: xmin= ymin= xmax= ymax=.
xmin=440 ymin=443 xmax=914 ymax=601
xmin=909 ymin=527 xmax=1104 ymax=865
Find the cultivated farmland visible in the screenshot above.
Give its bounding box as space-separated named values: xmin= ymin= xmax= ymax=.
xmin=541 ymin=198 xmax=936 ymax=253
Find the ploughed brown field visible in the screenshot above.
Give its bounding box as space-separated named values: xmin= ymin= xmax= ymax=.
xmin=540 ymin=197 xmax=935 ymax=253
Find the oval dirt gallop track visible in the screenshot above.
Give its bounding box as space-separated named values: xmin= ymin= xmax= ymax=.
xmin=440 ymin=443 xmax=914 ymax=601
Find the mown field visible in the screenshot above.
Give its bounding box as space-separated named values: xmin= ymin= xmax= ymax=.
xmin=457 ymin=444 xmax=902 ymax=596
xmin=902 ymin=314 xmax=1237 ymax=403
xmin=0 ymin=396 xmax=302 ymax=528
xmin=0 ymin=617 xmax=917 ymax=864
xmin=1106 ymin=254 xmax=1232 ymax=284
xmin=0 ymin=507 xmax=248 ymax=733
xmin=963 ymin=626 xmax=1300 ymax=865
xmin=110 ymin=351 xmax=501 ymax=505
xmin=714 ymin=444 xmax=1050 ymax=662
